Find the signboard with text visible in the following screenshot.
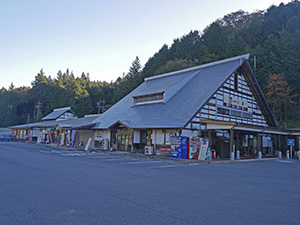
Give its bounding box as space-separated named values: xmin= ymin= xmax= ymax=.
xmin=223 ymin=94 xmax=248 ymax=111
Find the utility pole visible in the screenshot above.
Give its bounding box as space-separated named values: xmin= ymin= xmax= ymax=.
xmin=35 ymin=100 xmax=42 ymax=119
xmin=254 ymin=56 xmax=257 ymax=76
xmin=101 ymin=99 xmax=106 ymax=113
xmin=27 ymin=113 xmax=30 ymax=124
xmin=97 ymin=100 xmax=101 ymax=114
xmin=96 ymin=99 xmax=106 ymax=114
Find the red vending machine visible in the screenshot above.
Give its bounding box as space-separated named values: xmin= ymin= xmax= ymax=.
xmin=188 ymin=137 xmax=200 ymax=159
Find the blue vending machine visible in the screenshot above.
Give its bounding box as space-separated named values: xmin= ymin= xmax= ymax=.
xmin=170 ymin=136 xmax=188 ymax=159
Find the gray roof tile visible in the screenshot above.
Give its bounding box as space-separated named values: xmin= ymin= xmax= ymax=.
xmin=93 ymin=54 xmax=250 ymax=129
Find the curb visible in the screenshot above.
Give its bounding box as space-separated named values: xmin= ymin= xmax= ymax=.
xmin=23 ymin=141 xmax=282 ymax=164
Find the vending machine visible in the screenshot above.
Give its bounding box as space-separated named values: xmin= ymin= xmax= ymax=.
xmin=188 ymin=137 xmax=200 ymax=159
xmin=170 ymin=136 xmax=188 ymax=159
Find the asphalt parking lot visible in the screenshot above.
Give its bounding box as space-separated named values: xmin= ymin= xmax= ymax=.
xmin=0 ymin=142 xmax=299 ymax=225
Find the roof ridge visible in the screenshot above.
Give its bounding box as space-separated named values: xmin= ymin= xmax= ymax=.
xmin=53 ymin=106 xmax=71 ymax=111
xmin=144 ymin=53 xmax=250 ymax=82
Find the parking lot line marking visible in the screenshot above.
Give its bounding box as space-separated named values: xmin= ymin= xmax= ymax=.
xmin=277 ymin=160 xmax=293 ymax=163
xmin=146 ymin=164 xmax=187 ymax=169
xmin=51 ymin=150 xmax=62 ymax=153
xmin=120 ymin=161 xmax=162 ymax=165
xmin=104 ymin=158 xmax=122 ymax=161
xmin=40 ymin=150 xmax=51 ymax=154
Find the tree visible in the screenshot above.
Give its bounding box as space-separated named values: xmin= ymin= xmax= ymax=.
xmin=31 ymin=69 xmax=48 ymax=86
xmin=127 ymin=56 xmax=142 ymax=78
xmin=155 ymin=59 xmax=196 ymax=75
xmin=265 ymin=74 xmax=295 ymax=121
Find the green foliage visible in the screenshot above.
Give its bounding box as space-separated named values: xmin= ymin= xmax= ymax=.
xmin=1 ymin=1 xmax=300 ymax=127
xmin=155 ymin=59 xmax=197 ymax=75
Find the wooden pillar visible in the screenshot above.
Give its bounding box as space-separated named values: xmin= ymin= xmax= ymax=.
xmin=285 ymin=135 xmax=288 ymax=153
xmin=236 ymin=131 xmax=240 ymax=151
xmin=154 ymin=130 xmax=157 ymax=154
xmin=258 ymin=133 xmax=262 ymax=153
xmin=208 ymin=130 xmax=212 ymax=148
xmin=230 ymin=128 xmax=234 ymax=160
xmin=278 ymin=134 xmax=281 ymax=151
xmin=230 ymin=128 xmax=234 ymax=153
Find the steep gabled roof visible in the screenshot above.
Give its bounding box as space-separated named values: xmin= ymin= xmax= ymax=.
xmin=93 ymin=54 xmax=276 ymax=129
xmin=42 ymin=107 xmax=77 ymax=121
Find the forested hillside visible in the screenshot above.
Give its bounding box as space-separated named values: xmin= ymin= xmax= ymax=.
xmin=1 ymin=1 xmax=300 ymax=127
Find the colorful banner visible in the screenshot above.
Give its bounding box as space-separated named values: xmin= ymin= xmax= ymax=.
xmin=65 ymin=129 xmax=70 ymax=146
xmin=71 ymin=130 xmax=76 ymax=146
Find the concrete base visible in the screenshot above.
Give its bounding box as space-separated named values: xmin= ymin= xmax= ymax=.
xmin=258 ymin=151 xmax=262 ymax=160
xmin=236 ymin=150 xmax=240 ymax=160
xmin=230 ymin=152 xmax=235 ymax=161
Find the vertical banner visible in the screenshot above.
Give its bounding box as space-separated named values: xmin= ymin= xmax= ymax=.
xmin=71 ymin=130 xmax=76 ymax=146
xmin=47 ymin=130 xmax=51 ymax=143
xmin=65 ymin=130 xmax=70 ymax=146
xmin=28 ymin=130 xmax=32 ymax=141
xmin=198 ymin=139 xmax=209 ymax=160
xmin=60 ymin=133 xmax=65 ymax=146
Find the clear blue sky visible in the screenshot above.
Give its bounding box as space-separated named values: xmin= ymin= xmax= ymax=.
xmin=0 ymin=0 xmax=290 ymax=89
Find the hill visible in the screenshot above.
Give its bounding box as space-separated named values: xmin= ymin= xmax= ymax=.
xmin=1 ymin=1 xmax=300 ymax=127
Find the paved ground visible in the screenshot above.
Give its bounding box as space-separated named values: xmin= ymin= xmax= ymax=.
xmin=0 ymin=142 xmax=299 ymax=224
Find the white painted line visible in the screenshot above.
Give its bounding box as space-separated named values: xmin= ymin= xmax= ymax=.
xmin=40 ymin=150 xmax=51 ymax=154
xmin=146 ymin=164 xmax=187 ymax=169
xmin=120 ymin=161 xmax=162 ymax=165
xmin=88 ymin=157 xmax=116 ymax=159
xmin=277 ymin=160 xmax=293 ymax=163
xmin=51 ymin=150 xmax=62 ymax=153
xmin=188 ymin=163 xmax=200 ymax=166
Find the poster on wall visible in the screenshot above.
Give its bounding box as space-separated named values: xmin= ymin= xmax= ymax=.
xmin=166 ymin=132 xmax=175 ymax=145
xmin=95 ymin=131 xmax=103 ymax=141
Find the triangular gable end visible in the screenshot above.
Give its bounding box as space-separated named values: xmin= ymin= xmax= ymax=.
xmin=185 ymin=61 xmax=277 ymax=130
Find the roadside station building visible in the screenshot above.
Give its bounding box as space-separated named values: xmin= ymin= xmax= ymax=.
xmin=92 ymin=54 xmax=296 ymax=159
xmin=10 ymin=54 xmax=300 ymax=159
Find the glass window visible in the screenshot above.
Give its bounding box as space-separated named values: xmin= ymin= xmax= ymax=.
xmin=134 ymin=93 xmax=164 ymax=105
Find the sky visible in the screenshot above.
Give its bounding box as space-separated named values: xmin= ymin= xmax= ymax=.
xmin=0 ymin=0 xmax=291 ymax=89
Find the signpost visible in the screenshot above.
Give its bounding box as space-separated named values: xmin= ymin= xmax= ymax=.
xmin=287 ymin=139 xmax=294 ymax=159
